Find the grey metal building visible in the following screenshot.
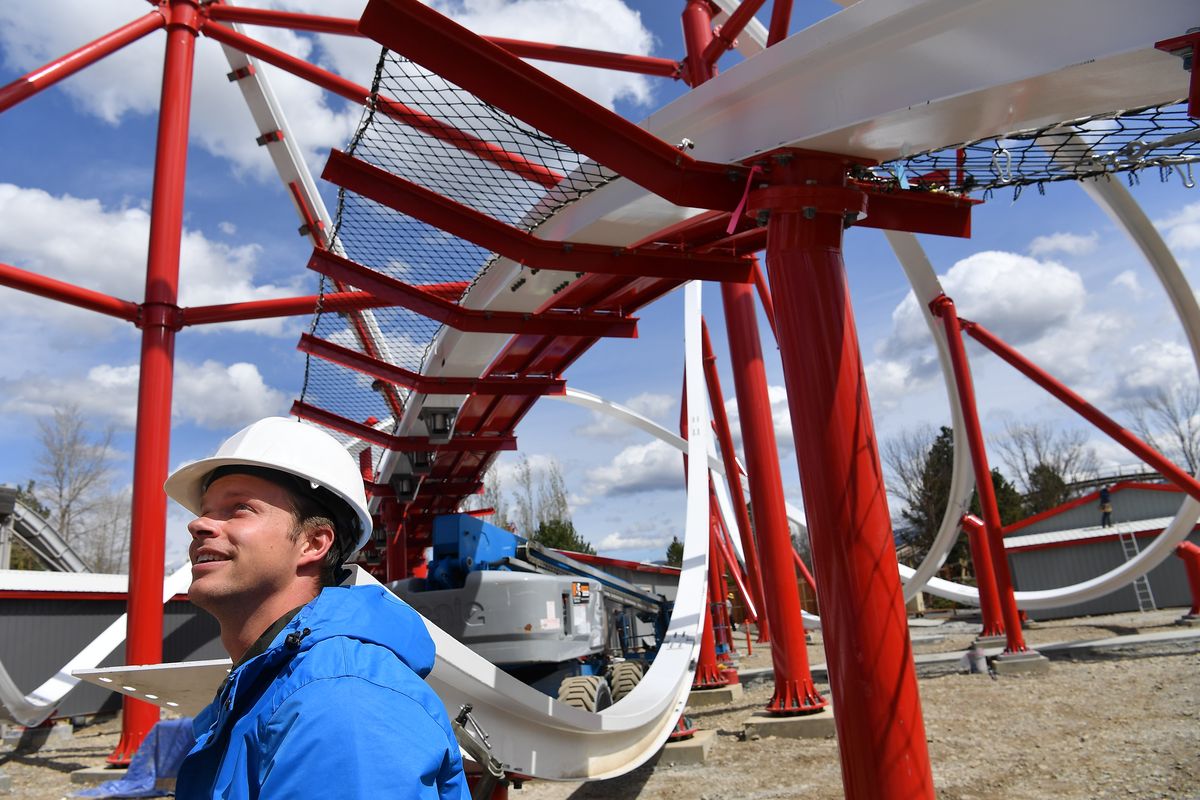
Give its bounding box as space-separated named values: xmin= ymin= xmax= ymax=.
xmin=1003 ymin=482 xmax=1200 ymax=620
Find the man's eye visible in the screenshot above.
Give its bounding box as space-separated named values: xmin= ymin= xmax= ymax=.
xmin=234 ymin=503 xmax=255 ymax=513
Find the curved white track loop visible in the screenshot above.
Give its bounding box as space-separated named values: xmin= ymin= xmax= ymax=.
xmin=0 ymin=564 xmax=194 ymax=726
xmin=883 ymin=181 xmax=1200 ymax=610
xmin=409 ymin=283 xmax=711 ymax=780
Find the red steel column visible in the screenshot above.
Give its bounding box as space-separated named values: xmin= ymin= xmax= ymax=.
xmin=701 ymin=322 xmax=769 ymax=638
xmin=721 ymin=279 xmax=826 ymax=713
xmin=755 ymin=151 xmax=933 ymax=798
xmin=1177 ymin=541 xmax=1200 ymax=619
xmin=960 ymin=514 xmax=1005 ymax=638
xmin=680 ymin=0 xmax=715 ymax=87
xmin=111 ymin=0 xmax=199 ymax=764
xmin=930 ymin=296 xmax=1028 ymax=654
xmin=693 ymin=516 xmax=728 ymax=689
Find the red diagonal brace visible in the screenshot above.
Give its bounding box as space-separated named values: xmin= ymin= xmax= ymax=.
xmin=292 ymin=401 xmax=517 ymax=452
xmin=357 ymin=0 xmax=748 ymax=211
xmin=308 ymin=249 xmax=638 ymax=339
xmin=323 ymin=150 xmax=754 ymax=283
xmin=298 ymin=333 xmax=566 ymax=396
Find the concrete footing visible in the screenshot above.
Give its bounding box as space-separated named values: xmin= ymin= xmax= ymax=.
xmin=2 ymin=721 xmax=73 ymax=751
xmin=71 ymin=767 xmax=126 ymax=785
xmin=686 ymin=682 xmax=744 ymax=708
xmin=659 ymin=729 xmax=716 ymax=766
xmin=743 ymin=707 xmax=836 ymax=740
xmin=0 ymin=768 xmax=11 ymax=795
xmin=992 ymin=650 xmax=1051 ymax=676
xmin=972 ymin=634 xmax=1007 ymax=648
xmin=1177 ymin=614 xmax=1200 ymax=628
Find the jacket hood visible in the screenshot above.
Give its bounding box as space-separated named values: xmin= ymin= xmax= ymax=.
xmin=274 ymin=584 xmax=435 ymax=678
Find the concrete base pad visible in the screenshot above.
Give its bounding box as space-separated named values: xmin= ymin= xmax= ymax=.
xmin=972 ymin=634 xmax=1008 ymax=648
xmin=659 ymin=728 xmax=716 ymax=766
xmin=71 ymin=767 xmax=126 ymax=785
xmin=743 ymin=707 xmax=836 ymax=740
xmin=1177 ymin=615 xmax=1200 ymax=628
xmin=0 ymin=769 xmax=11 ymax=795
xmin=686 ymin=682 xmax=744 ymax=708
xmin=992 ymin=650 xmax=1051 ymax=676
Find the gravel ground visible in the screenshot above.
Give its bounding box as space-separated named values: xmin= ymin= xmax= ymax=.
xmin=1 ymin=608 xmax=1197 ymax=799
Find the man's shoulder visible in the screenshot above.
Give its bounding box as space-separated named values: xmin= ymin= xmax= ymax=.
xmin=272 ymin=634 xmax=439 ymax=708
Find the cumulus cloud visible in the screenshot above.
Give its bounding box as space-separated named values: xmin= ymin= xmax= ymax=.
xmin=0 ymin=183 xmax=304 ymax=336
xmin=1028 ymin=231 xmax=1098 ymax=257
xmin=1110 ymin=270 xmax=1145 ymax=298
xmin=596 ymin=530 xmax=672 ymax=552
xmin=1111 ymin=340 xmax=1196 ymax=400
xmin=585 ymin=439 xmax=682 ymax=497
xmin=575 ymin=391 xmax=675 ymax=439
xmin=722 ymin=385 xmax=793 ymax=455
xmin=0 ymin=359 xmax=289 ymax=428
xmin=866 ymin=250 xmax=1111 ymax=406
xmin=1156 ymin=201 xmax=1200 ymax=251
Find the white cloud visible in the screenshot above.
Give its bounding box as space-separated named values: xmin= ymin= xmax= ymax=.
xmin=1156 ymin=201 xmax=1200 ymax=251
xmin=596 ymin=530 xmax=671 ymax=551
xmin=1112 ymin=340 xmax=1196 ymax=400
xmin=1110 ymin=269 xmax=1145 ymax=298
xmin=868 ymin=250 xmax=1105 ymax=406
xmin=0 ymin=183 xmax=304 ymax=336
xmin=575 ymin=391 xmax=674 ymax=438
xmin=585 ymin=439 xmax=681 ymax=496
xmin=1028 ymin=231 xmax=1098 ymax=257
xmin=429 ymin=0 xmax=656 ymax=110
xmin=0 ymin=359 xmax=289 ymax=428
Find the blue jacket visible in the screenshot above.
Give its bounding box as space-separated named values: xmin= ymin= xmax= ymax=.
xmin=177 ymin=585 xmax=468 ymax=799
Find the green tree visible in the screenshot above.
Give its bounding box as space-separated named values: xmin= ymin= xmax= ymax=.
xmin=665 ymin=535 xmax=683 ymax=567
xmin=1022 ymin=462 xmax=1070 ymax=515
xmin=531 ymin=518 xmax=595 ymax=555
xmin=969 ymin=468 xmax=1025 ymax=525
xmin=886 ymin=425 xmax=955 ymax=561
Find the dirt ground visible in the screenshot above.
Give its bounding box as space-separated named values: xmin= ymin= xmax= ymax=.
xmin=2 ymin=608 xmax=1197 ymax=799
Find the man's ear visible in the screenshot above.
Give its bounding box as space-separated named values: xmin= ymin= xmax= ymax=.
xmin=296 ymin=522 xmax=335 ymax=569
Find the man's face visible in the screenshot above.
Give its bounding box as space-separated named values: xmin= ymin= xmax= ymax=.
xmin=187 ymin=473 xmax=305 ymax=614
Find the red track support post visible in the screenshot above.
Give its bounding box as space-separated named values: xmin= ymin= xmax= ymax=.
xmin=1177 ymin=541 xmax=1200 ymax=620
xmin=960 ymin=514 xmax=1005 ymax=638
xmin=693 ymin=513 xmax=730 ymax=689
xmin=111 ymin=0 xmax=199 ymax=765
xmin=721 ymin=277 xmax=825 ymax=711
xmin=681 ymin=0 xmax=716 ymax=88
xmin=700 ymin=322 xmax=769 ymax=637
xmin=754 ymin=150 xmax=931 ymax=798
xmin=929 ymin=296 xmax=1028 ymax=656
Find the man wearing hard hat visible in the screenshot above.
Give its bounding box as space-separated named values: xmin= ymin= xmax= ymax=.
xmin=164 ymin=417 xmax=467 ymax=799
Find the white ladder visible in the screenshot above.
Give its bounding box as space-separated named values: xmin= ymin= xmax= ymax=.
xmin=1117 ymin=528 xmax=1157 ymax=612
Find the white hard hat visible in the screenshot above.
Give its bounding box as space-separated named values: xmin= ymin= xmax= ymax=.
xmin=164 ymin=417 xmax=373 ymax=553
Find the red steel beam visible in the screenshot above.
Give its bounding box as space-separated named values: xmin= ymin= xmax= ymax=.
xmin=929 ymin=297 xmax=1028 ymax=655
xmin=767 ymin=0 xmax=792 ymax=46
xmin=180 ymin=283 xmax=466 ymax=325
xmin=298 ymin=333 xmax=566 ymax=396
xmin=0 ymin=10 xmax=166 ymax=113
xmin=702 ymin=0 xmax=770 ymax=68
xmin=113 ymin=0 xmax=199 ymax=765
xmin=1155 ymin=30 xmax=1200 ymax=118
xmin=323 ymin=150 xmax=754 ymax=283
xmin=961 ymin=317 xmax=1200 ymax=504
xmin=0 ymin=262 xmax=139 ymax=321
xmin=205 ymin=5 xmax=682 ymax=78
xmin=199 ymin=20 xmax=563 ymax=189
xmin=357 ymin=0 xmax=749 ymax=211
xmin=309 ymin=249 xmax=639 ymax=339
xmin=292 ymin=401 xmax=517 ymax=452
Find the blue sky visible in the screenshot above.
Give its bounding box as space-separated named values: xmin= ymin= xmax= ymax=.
xmin=1 ymin=0 xmax=1197 ymax=567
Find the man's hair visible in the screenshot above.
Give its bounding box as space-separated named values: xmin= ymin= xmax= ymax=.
xmin=204 ymin=465 xmax=359 ymax=585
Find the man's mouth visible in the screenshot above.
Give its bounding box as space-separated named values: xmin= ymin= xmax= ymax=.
xmin=193 ymin=553 xmax=230 ymax=566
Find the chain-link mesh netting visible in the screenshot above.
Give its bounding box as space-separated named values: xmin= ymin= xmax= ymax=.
xmin=883 ymin=100 xmax=1200 ymax=199
xmin=298 ymin=50 xmax=615 ymax=437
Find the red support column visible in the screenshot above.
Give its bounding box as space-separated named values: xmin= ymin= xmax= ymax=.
xmin=701 ymin=321 xmax=769 ymax=638
xmin=929 ymin=296 xmax=1029 ymax=656
xmin=111 ymin=0 xmax=199 ymax=765
xmin=960 ymin=514 xmax=1004 ymax=639
xmin=1177 ymin=541 xmax=1200 ymax=620
xmin=692 ymin=521 xmax=728 ymax=689
xmin=680 ymin=0 xmax=715 ymax=87
xmin=754 ymin=150 xmax=932 ymax=798
xmin=720 ymin=278 xmax=825 ymax=714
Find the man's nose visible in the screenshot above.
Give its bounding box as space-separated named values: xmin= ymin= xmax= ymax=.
xmin=188 ymin=516 xmax=217 ymax=538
